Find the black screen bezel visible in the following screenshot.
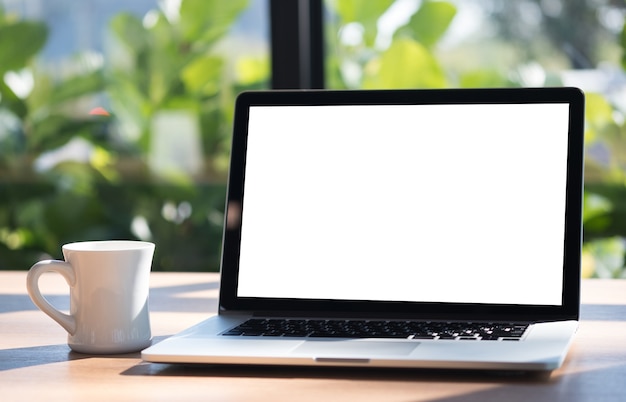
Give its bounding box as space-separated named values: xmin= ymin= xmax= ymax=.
xmin=218 ymin=87 xmax=584 ymax=322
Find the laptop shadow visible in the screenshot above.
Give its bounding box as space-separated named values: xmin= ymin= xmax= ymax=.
xmin=121 ymin=361 xmax=553 ymax=384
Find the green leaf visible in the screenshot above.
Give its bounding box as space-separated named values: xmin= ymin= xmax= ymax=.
xmin=459 ymin=70 xmax=511 ymax=88
xmin=109 ymin=13 xmax=150 ymax=56
xmin=583 ymin=192 xmax=612 ymax=226
xmin=48 ymin=70 xmax=106 ymax=106
xmin=145 ymin=15 xmax=184 ymax=105
xmin=363 ymin=38 xmax=446 ymax=89
xmin=0 ymin=79 xmax=27 ymax=118
xmin=331 ymin=0 xmax=394 ymax=47
xmin=402 ymin=0 xmax=456 ymax=48
xmin=0 ymin=21 xmax=47 ymax=74
xmin=179 ymin=0 xmax=249 ymax=45
xmin=29 ymin=115 xmax=102 ymax=152
xmin=585 ymin=93 xmax=614 ymax=127
xmin=236 ymin=55 xmax=270 ymax=86
xmin=333 ymin=0 xmax=394 ymax=25
xmin=181 ymin=55 xmax=223 ymax=95
xmin=110 ymin=82 xmax=150 ymax=120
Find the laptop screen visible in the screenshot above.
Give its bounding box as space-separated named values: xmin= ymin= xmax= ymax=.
xmin=221 ymin=89 xmax=584 ymax=317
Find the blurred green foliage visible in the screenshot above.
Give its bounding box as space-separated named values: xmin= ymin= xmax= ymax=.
xmin=325 ymin=0 xmax=626 ymax=278
xmin=0 ymin=0 xmax=268 ymax=271
xmin=325 ymin=0 xmax=516 ymax=89
xmin=4 ymin=0 xmax=626 ymax=277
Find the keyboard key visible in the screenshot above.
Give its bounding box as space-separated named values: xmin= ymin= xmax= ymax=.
xmin=222 ymin=319 xmax=529 ymax=341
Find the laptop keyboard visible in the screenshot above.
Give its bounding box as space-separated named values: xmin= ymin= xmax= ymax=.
xmin=222 ymin=319 xmax=529 ymax=341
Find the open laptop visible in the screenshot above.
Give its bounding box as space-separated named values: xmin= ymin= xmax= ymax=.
xmin=142 ymin=87 xmax=585 ymax=371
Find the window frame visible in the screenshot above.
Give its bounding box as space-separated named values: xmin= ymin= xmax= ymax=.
xmin=269 ymin=0 xmax=325 ymax=89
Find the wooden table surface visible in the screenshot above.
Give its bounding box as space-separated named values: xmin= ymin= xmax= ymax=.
xmin=1 ymin=271 xmax=625 ymax=402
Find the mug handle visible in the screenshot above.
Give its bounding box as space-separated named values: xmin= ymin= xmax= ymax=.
xmin=26 ymin=260 xmax=77 ymax=335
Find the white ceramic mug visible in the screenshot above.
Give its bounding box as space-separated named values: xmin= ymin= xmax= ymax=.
xmin=26 ymin=240 xmax=155 ymax=354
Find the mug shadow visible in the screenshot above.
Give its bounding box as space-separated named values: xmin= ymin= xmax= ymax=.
xmin=0 ymin=344 xmax=89 ymax=371
xmin=0 ymin=279 xmax=219 ymax=372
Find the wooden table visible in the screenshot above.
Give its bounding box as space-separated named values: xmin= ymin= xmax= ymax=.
xmin=1 ymin=271 xmax=625 ymax=402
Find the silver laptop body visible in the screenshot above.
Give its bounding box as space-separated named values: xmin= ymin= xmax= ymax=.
xmin=142 ymin=87 xmax=585 ymax=371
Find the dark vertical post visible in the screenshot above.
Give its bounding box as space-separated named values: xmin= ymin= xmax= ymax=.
xmin=269 ymin=0 xmax=325 ymax=89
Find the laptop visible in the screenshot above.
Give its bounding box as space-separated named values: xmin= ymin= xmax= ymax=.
xmin=142 ymin=87 xmax=585 ymax=371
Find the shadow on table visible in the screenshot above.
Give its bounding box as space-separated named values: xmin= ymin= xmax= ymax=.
xmin=0 ymin=279 xmax=219 ymax=372
xmin=122 ymin=360 xmax=554 ymax=383
xmin=148 ymin=280 xmax=219 ymax=313
xmin=0 ymin=344 xmax=90 ymax=371
xmin=121 ymin=359 xmax=625 ymax=401
xmin=0 ymin=278 xmax=220 ymax=314
xmin=0 ymin=294 xmax=68 ymax=314
xmin=2 ymin=273 xmax=623 ymax=319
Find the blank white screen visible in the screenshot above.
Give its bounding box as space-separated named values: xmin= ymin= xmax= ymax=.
xmin=237 ymin=103 xmax=569 ymax=305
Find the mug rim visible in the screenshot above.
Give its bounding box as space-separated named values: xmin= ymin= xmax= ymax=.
xmin=62 ymin=240 xmax=154 ymax=252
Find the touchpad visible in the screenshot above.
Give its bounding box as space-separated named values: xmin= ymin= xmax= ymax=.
xmin=294 ymin=340 xmax=419 ymax=358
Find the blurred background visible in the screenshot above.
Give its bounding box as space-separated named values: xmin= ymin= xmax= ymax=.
xmin=1 ymin=0 xmax=625 ymax=277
